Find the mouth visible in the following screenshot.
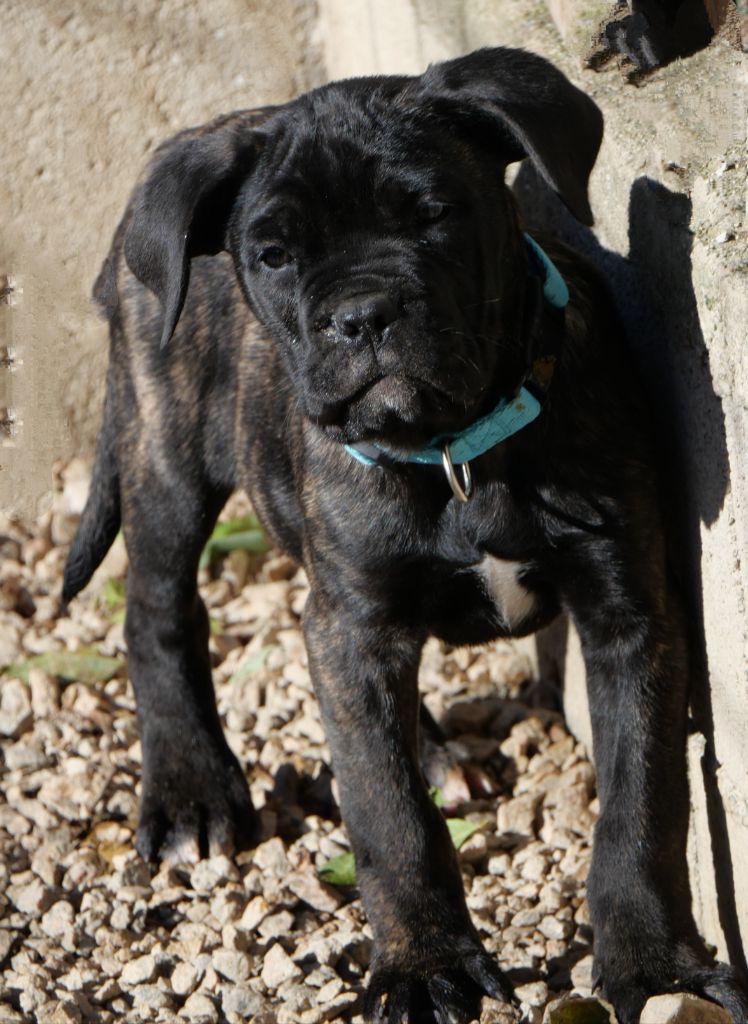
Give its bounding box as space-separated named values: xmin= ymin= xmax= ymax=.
xmin=311 ymin=373 xmax=474 ymax=449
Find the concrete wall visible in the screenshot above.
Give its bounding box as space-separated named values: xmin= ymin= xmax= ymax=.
xmin=0 ymin=0 xmax=324 ymax=520
xmin=317 ymin=0 xmax=748 ymax=971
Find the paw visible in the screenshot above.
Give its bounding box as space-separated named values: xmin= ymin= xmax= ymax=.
xmin=595 ymin=948 xmax=748 ymax=1024
xmin=136 ymin=737 xmax=259 ymax=863
xmin=363 ymin=946 xmax=514 ymax=1023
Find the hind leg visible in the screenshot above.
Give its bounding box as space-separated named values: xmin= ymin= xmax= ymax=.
xmin=122 ymin=469 xmax=258 ymax=863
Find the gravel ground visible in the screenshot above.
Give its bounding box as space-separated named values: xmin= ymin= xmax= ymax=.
xmin=0 ymin=460 xmax=604 ymax=1024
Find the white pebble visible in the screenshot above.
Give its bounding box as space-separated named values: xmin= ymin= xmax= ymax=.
xmin=261 ymin=943 xmax=302 ymax=989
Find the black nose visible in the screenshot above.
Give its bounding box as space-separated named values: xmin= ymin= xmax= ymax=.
xmin=333 ymin=292 xmax=400 ymax=341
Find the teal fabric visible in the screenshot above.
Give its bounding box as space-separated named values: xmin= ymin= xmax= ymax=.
xmin=343 ymin=234 xmax=567 ymax=469
xmin=345 ymin=387 xmax=541 ymax=466
xmin=524 ymin=233 xmax=569 ymax=308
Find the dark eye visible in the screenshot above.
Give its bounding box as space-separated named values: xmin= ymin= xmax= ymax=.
xmin=259 ymin=245 xmax=293 ymax=268
xmin=415 ymin=198 xmax=450 ymax=224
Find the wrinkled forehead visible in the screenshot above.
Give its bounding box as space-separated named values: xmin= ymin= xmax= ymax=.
xmin=248 ymin=84 xmax=483 ymax=216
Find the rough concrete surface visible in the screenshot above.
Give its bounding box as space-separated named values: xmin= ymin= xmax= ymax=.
xmin=318 ymin=0 xmax=748 ymax=974
xmin=1 ymin=0 xmax=323 ymax=520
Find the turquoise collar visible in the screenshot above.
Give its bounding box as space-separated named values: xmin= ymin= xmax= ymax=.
xmin=344 ymin=233 xmax=567 ymax=499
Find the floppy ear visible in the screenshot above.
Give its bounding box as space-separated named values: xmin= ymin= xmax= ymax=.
xmin=123 ymin=107 xmax=277 ymax=346
xmin=411 ymin=48 xmax=603 ymax=226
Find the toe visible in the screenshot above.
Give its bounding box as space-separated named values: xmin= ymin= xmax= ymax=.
xmin=463 ymin=952 xmax=515 ymax=1005
xmin=427 ymin=970 xmax=481 ymax=1023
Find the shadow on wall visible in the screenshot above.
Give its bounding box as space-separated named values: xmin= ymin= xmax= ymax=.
xmin=512 ymin=164 xmax=745 ymax=974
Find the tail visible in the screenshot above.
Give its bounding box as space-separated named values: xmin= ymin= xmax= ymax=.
xmin=62 ymin=376 xmax=121 ymax=604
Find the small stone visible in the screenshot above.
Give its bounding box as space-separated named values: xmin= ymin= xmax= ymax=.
xmin=318 ymin=990 xmax=359 ymax=1021
xmin=488 ymin=853 xmax=512 ymax=876
xmin=18 ymin=981 xmax=48 ymax=1015
xmin=132 ymin=986 xmax=176 ymax=1012
xmin=545 ymin=781 xmax=594 ymax=835
xmin=640 ymin=993 xmax=734 ymax=1023
xmin=240 ymin=895 xmax=269 ymax=930
xmin=570 ymin=954 xmax=594 ymax=994
xmin=257 ymin=909 xmax=294 ymax=940
xmin=459 ymin=831 xmax=488 ymax=863
xmin=316 ymin=977 xmax=344 ymax=1002
xmin=180 ymin=992 xmax=219 ymax=1022
xmin=253 ymin=837 xmax=290 ymax=876
xmin=0 ymin=678 xmax=33 ymax=738
xmin=286 ymin=870 xmax=343 ymax=913
xmin=0 ymin=805 xmax=31 ymax=837
xmin=497 ymin=793 xmax=542 ymax=838
xmin=95 ymin=979 xmax=121 ymax=1001
xmin=212 ymin=950 xmax=253 ymax=984
xmin=8 ymin=878 xmax=54 ymax=916
xmin=512 ymin=908 xmax=541 ymax=928
xmin=480 ymin=996 xmax=522 ymax=1022
xmin=262 ymin=943 xmax=303 ymax=989
xmin=0 ymin=623 xmax=21 ymax=668
xmin=210 ymin=888 xmax=245 ymax=924
xmin=220 ymin=986 xmax=269 ymax=1018
xmin=120 ymin=954 xmax=158 ymax=985
xmin=49 ymin=1002 xmax=82 ymax=1024
xmin=538 ymin=915 xmax=571 ymax=940
xmin=519 ymin=853 xmax=548 ymax=882
xmin=4 ymin=737 xmax=49 ymax=771
xmin=515 ymin=981 xmax=548 ymax=1007
xmin=190 ymin=856 xmax=240 ymax=893
xmin=221 ymin=923 xmax=250 ymax=951
xmin=171 ymin=962 xmax=200 ymax=996
xmin=40 ymin=900 xmax=75 ymax=938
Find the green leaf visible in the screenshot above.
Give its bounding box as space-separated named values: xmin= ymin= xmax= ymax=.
xmin=227 ymin=646 xmax=274 ymax=684
xmin=102 ymin=577 xmax=126 ymax=610
xmin=318 ymin=817 xmax=482 ymax=888
xmin=4 ymin=648 xmax=125 ymax=684
xmin=445 ymin=818 xmax=482 ymax=850
xmin=429 ymin=786 xmax=445 ymax=808
xmin=207 ymin=530 xmax=269 ymax=555
xmin=199 ymin=516 xmax=270 ymax=569
xmin=211 ymin=514 xmax=264 ymax=539
xmin=318 ymin=852 xmax=357 ymax=887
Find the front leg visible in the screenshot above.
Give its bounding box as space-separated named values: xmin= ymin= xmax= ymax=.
xmin=122 ymin=476 xmax=258 ymax=863
xmin=303 ymin=592 xmax=513 ymax=1023
xmin=563 ymin=535 xmax=748 ymax=1024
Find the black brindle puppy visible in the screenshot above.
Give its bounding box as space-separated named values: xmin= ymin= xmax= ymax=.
xmin=64 ymin=47 xmax=747 ymax=1024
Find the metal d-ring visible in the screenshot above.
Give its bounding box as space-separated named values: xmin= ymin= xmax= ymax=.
xmin=441 ymin=444 xmax=472 ymax=502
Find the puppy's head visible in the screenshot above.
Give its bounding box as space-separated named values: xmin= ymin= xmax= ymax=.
xmin=124 ymin=48 xmax=602 ymax=448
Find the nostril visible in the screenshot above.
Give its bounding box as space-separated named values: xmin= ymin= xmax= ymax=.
xmin=341 ymin=312 xmax=363 ymax=338
xmin=333 ymin=292 xmax=400 ymax=342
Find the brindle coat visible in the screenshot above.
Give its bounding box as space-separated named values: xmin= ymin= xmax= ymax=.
xmin=64 ymin=47 xmax=748 ymax=1024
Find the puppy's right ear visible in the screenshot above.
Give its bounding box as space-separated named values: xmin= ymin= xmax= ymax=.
xmin=124 ymin=107 xmax=276 ymax=347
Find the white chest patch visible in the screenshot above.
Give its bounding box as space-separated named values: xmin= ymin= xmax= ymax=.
xmin=475 ymin=555 xmax=537 ymax=631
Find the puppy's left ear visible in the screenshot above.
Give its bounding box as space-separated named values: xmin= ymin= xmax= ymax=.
xmin=413 ymin=47 xmax=603 ymax=225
